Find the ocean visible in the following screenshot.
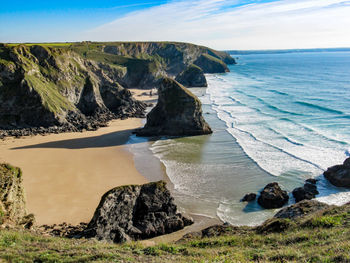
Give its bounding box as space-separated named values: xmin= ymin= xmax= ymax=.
xmin=135 ymin=51 xmax=350 ymax=226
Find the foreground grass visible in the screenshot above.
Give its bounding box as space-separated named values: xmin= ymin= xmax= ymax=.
xmin=1 ymin=204 xmax=350 ymax=262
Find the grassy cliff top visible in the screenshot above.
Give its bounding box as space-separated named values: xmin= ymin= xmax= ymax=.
xmin=1 ymin=202 xmax=350 ymax=262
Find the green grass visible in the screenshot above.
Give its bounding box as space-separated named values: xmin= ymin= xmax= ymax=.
xmin=2 ymin=204 xmax=350 ymax=262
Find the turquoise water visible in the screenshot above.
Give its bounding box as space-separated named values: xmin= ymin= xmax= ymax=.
xmin=149 ymin=52 xmax=350 ymax=226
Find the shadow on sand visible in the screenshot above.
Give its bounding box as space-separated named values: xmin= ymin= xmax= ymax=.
xmin=11 ymin=129 xmax=158 ymax=150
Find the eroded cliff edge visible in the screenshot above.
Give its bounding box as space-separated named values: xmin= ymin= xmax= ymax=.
xmin=0 ymin=42 xmax=234 ymax=138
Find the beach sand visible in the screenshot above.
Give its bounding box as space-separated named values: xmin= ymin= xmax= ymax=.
xmin=0 ymin=118 xmax=149 ymax=225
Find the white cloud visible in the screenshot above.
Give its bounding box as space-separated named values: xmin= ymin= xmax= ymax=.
xmin=81 ymin=0 xmax=350 ymax=50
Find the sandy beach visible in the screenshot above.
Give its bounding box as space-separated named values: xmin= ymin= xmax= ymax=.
xmin=0 ymin=118 xmax=151 ymax=225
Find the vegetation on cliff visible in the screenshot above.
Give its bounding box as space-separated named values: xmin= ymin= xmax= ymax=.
xmin=0 ymin=163 xmax=34 ymax=228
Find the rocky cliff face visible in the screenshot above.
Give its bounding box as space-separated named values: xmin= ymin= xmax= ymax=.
xmin=135 ymin=78 xmax=212 ymax=136
xmin=175 ymin=64 xmax=207 ymax=87
xmin=0 ymin=44 xmax=145 ymax=137
xmin=0 ymin=42 xmax=233 ymax=137
xmin=84 ymin=181 xmax=193 ymax=243
xmin=0 ymin=163 xmax=34 ymax=228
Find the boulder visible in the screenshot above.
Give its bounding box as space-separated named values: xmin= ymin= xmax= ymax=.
xmin=324 ymin=158 xmax=350 ymax=187
xmin=241 ymin=193 xmax=257 ymax=202
xmin=84 ymin=181 xmax=193 ymax=243
xmin=292 ymin=179 xmax=319 ymax=202
xmin=175 ymin=64 xmax=207 ymax=87
xmin=257 ymin=182 xmax=289 ymax=209
xmin=134 ymin=78 xmax=212 ymax=136
xmin=274 ymin=200 xmax=331 ymax=219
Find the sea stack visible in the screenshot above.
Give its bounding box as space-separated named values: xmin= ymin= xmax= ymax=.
xmin=135 ymin=77 xmax=212 ymax=136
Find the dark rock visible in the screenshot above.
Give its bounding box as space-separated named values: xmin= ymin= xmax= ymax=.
xmin=175 ymin=64 xmax=207 ymax=87
xmin=257 ymin=182 xmax=289 ymax=209
xmin=194 ymin=54 xmax=229 ymax=73
xmin=324 ymin=158 xmax=350 ymax=187
xmin=292 ymin=180 xmax=319 ymax=202
xmin=343 ymin=157 xmax=350 ymax=168
xmin=274 ymin=200 xmax=331 ymax=219
xmin=305 ymin=178 xmax=317 ymax=184
xmin=134 ymin=78 xmax=212 ymax=137
xmin=241 ymin=193 xmax=257 ymax=202
xmin=256 ymin=218 xmax=293 ymax=234
xmin=84 ymin=181 xmax=193 ymax=243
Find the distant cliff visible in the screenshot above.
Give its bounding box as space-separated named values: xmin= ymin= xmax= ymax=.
xmin=0 ymin=42 xmax=234 ymax=137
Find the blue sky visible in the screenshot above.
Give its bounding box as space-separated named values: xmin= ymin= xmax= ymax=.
xmin=1 ymin=0 xmax=350 ymax=49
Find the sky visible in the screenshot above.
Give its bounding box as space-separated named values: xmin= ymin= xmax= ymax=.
xmin=1 ymin=0 xmax=350 ymax=50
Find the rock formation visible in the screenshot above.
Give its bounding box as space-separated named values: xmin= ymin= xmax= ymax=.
xmin=194 ymin=54 xmax=229 ymax=73
xmin=274 ymin=200 xmax=331 ymax=220
xmin=84 ymin=181 xmax=193 ymax=243
xmin=175 ymin=64 xmax=207 ymax=87
xmin=0 ymin=42 xmax=234 ymax=138
xmin=324 ymin=157 xmax=350 ymax=187
xmin=0 ymin=44 xmax=145 ymax=138
xmin=292 ymin=179 xmax=319 ymax=202
xmin=135 ymin=78 xmax=212 ymax=136
xmin=257 ymin=182 xmax=289 ymax=209
xmin=241 ymin=193 xmax=257 ymax=202
xmin=0 ymin=163 xmax=34 ymax=228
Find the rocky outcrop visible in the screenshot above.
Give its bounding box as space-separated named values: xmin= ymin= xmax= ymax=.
xmin=241 ymin=193 xmax=257 ymax=202
xmin=175 ymin=64 xmax=207 ymax=87
xmin=194 ymin=54 xmax=229 ymax=73
xmin=324 ymin=158 xmax=350 ymax=187
xmin=257 ymin=182 xmax=289 ymax=209
xmin=0 ymin=42 xmax=234 ymax=138
xmin=0 ymin=163 xmax=34 ymax=228
xmin=292 ymin=179 xmax=319 ymax=202
xmin=84 ymin=181 xmax=193 ymax=243
xmin=0 ymin=44 xmax=146 ymax=138
xmin=134 ymin=78 xmax=212 ymax=136
xmin=274 ymin=200 xmax=330 ymax=219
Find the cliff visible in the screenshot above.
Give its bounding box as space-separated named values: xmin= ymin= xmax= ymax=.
xmin=0 ymin=163 xmax=34 ymax=228
xmin=0 ymin=42 xmax=234 ymax=137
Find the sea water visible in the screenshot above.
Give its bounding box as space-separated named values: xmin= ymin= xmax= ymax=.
xmin=149 ymin=51 xmax=350 ymax=226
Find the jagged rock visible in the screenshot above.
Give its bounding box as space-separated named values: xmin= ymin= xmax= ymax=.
xmin=175 ymin=64 xmax=207 ymax=87
xmin=84 ymin=181 xmax=193 ymax=243
xmin=324 ymin=158 xmax=350 ymax=187
xmin=274 ymin=200 xmax=331 ymax=219
xmin=0 ymin=163 xmax=35 ymax=228
xmin=194 ymin=54 xmax=229 ymax=73
xmin=292 ymin=179 xmax=319 ymax=202
xmin=257 ymin=182 xmax=289 ymax=209
xmin=134 ymin=78 xmax=212 ymax=136
xmin=241 ymin=193 xmax=257 ymax=202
